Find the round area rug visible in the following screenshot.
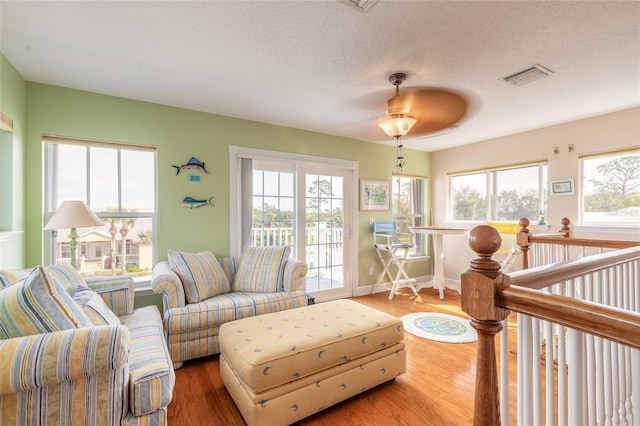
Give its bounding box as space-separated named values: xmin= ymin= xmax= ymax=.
xmin=401 ymin=312 xmax=478 ymax=343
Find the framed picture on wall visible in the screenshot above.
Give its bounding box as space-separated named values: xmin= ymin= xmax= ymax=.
xmin=551 ymin=179 xmax=575 ymax=195
xmin=360 ymin=179 xmax=390 ymax=211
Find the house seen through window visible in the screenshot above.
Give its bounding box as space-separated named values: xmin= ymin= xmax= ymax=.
xmin=44 ymin=137 xmax=156 ymax=283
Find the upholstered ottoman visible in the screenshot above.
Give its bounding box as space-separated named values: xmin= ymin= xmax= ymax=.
xmin=219 ymin=299 xmax=406 ymax=426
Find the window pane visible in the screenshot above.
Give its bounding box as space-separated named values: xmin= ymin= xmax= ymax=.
xmin=392 ymin=176 xmax=426 ymax=256
xmin=90 ymin=147 xmax=118 ymax=212
xmin=57 ymin=144 xmax=87 ymax=204
xmin=253 ymin=170 xmax=264 ymax=196
xmin=495 ymin=166 xmax=542 ymax=221
xmin=263 ymin=171 xmax=279 ymax=196
xmin=251 ymin=170 xmax=295 ymax=248
xmin=392 ymin=177 xmax=411 ymax=215
xmin=279 ymin=172 xmax=294 ymax=197
xmin=451 ymin=173 xmax=487 ymax=221
xmin=121 ymin=150 xmax=155 ymax=211
xmin=582 ymin=152 xmax=640 ymax=225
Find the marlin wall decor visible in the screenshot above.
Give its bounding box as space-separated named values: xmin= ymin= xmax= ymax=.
xmin=172 ymin=157 xmax=210 ymax=175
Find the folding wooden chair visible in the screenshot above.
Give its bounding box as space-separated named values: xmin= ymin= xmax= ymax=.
xmin=372 ymin=221 xmax=418 ymax=300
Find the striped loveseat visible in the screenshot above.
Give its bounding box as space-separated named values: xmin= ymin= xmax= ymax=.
xmin=0 ymin=264 xmax=174 ymax=426
xmin=151 ymin=246 xmax=311 ymax=368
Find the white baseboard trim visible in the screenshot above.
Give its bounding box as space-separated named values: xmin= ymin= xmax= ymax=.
xmin=354 ymin=275 xmax=462 ymax=298
xmin=354 ymin=275 xmax=430 ymax=297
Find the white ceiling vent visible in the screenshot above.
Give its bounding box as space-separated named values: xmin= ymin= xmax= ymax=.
xmin=349 ymin=0 xmax=379 ymax=11
xmin=503 ymin=64 xmax=554 ymax=86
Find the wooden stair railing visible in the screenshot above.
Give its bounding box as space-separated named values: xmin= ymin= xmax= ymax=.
xmin=461 ymin=224 xmax=640 ymax=426
xmin=516 ymin=217 xmax=639 ymax=270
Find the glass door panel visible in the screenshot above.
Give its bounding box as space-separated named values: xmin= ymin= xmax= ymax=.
xmin=300 ymin=169 xmax=352 ymax=299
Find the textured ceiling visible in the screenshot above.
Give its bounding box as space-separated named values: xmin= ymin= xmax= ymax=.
xmin=1 ymin=1 xmax=639 ymax=152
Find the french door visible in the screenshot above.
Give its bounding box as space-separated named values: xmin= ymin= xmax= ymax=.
xmin=234 ymin=147 xmax=356 ymax=302
xmin=297 ymin=165 xmax=353 ymax=300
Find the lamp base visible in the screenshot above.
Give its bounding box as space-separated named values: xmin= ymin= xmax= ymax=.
xmin=68 ymin=227 xmax=78 ymax=269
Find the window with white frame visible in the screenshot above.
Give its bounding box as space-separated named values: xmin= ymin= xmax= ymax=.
xmin=44 ymin=137 xmax=156 ymax=283
xmin=580 ymin=149 xmax=639 ymax=226
xmin=391 ymin=174 xmax=427 ymax=256
xmin=449 ymin=163 xmax=548 ymax=223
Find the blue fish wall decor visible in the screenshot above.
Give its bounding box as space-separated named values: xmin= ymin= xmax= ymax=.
xmin=181 ymin=196 xmax=215 ymax=209
xmin=172 ymin=157 xmax=210 ymax=175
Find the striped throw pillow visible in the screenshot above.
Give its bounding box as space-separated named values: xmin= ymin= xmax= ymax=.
xmin=233 ymin=245 xmax=291 ymax=293
xmin=168 ymin=250 xmax=230 ymax=303
xmin=0 ymin=266 xmax=93 ymax=339
xmin=45 ymin=263 xmax=88 ymax=295
xmin=0 ymin=269 xmax=33 ymax=289
xmin=72 ymin=286 xmax=121 ymax=325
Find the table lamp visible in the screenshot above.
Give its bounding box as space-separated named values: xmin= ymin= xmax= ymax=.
xmin=44 ymin=200 xmax=105 ymax=269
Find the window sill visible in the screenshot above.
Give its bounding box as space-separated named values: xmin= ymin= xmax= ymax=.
xmin=133 ymin=279 xmax=155 ymax=297
xmin=405 ymin=255 xmax=431 ymax=262
xmin=0 ymin=231 xmax=23 ymax=242
xmin=573 ymin=224 xmax=640 ymax=235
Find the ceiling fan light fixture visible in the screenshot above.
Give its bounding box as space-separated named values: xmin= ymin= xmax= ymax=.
xmin=378 ymin=114 xmax=417 ymax=138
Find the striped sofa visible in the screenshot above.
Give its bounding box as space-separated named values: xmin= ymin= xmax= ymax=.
xmin=151 ymin=246 xmax=311 ymax=368
xmin=0 ymin=264 xmax=175 ymax=426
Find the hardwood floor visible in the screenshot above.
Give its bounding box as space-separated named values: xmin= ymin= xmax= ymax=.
xmin=167 ymin=288 xmax=518 ymax=425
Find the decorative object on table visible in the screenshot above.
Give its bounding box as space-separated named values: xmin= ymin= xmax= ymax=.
xmin=551 ymin=179 xmax=574 ymax=195
xmin=181 ymin=196 xmax=215 ymax=209
xmin=400 ymin=312 xmax=478 ymax=343
xmin=538 ymin=210 xmax=546 ymax=225
xmin=44 ymin=201 xmax=105 ymax=269
xmin=172 ymin=156 xmax=210 ymax=175
xmin=359 ymin=178 xmax=390 ymax=211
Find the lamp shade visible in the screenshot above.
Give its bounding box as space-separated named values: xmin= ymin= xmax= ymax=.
xmin=44 ymin=201 xmax=105 ymax=230
xmin=378 ymin=115 xmax=417 ymax=138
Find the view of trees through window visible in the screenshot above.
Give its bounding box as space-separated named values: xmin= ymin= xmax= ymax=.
xmin=251 ymin=166 xmax=348 ymax=294
xmin=251 ymin=171 xmax=344 ymax=248
xmin=45 ymin=139 xmax=156 ymax=282
xmin=450 ymin=164 xmax=547 ymax=222
xmin=582 ymin=152 xmax=639 ymax=224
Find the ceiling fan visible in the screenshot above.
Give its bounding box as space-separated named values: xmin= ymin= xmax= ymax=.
xmin=378 ymin=72 xmax=468 ymax=138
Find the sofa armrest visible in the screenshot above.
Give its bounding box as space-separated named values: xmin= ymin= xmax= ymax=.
xmin=0 ymin=325 xmax=130 ymax=395
xmin=85 ymin=275 xmax=135 ymax=316
xmin=151 ymin=261 xmax=186 ymax=311
xmin=283 ymin=258 xmax=307 ymax=292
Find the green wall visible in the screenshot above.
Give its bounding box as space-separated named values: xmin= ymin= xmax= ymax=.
xmin=21 ymin=81 xmax=431 ymax=287
xmin=0 ymin=54 xmax=27 ymax=268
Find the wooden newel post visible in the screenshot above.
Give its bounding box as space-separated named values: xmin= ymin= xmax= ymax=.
xmin=516 ymin=217 xmax=531 ymax=270
xmin=461 ymin=225 xmax=511 ymax=426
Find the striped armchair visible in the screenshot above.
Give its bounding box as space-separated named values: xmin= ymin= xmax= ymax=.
xmin=151 ymin=246 xmax=311 ymax=368
xmin=0 ymin=264 xmax=175 ymax=426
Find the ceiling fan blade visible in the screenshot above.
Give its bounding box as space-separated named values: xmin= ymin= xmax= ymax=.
xmin=387 ymin=89 xmax=468 ymax=135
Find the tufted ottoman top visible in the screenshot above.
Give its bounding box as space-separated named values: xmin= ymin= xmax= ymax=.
xmin=218 ymin=299 xmax=404 ymax=393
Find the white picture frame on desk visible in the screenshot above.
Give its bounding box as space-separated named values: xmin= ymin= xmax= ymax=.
xmin=360 ymin=179 xmax=390 ymax=211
